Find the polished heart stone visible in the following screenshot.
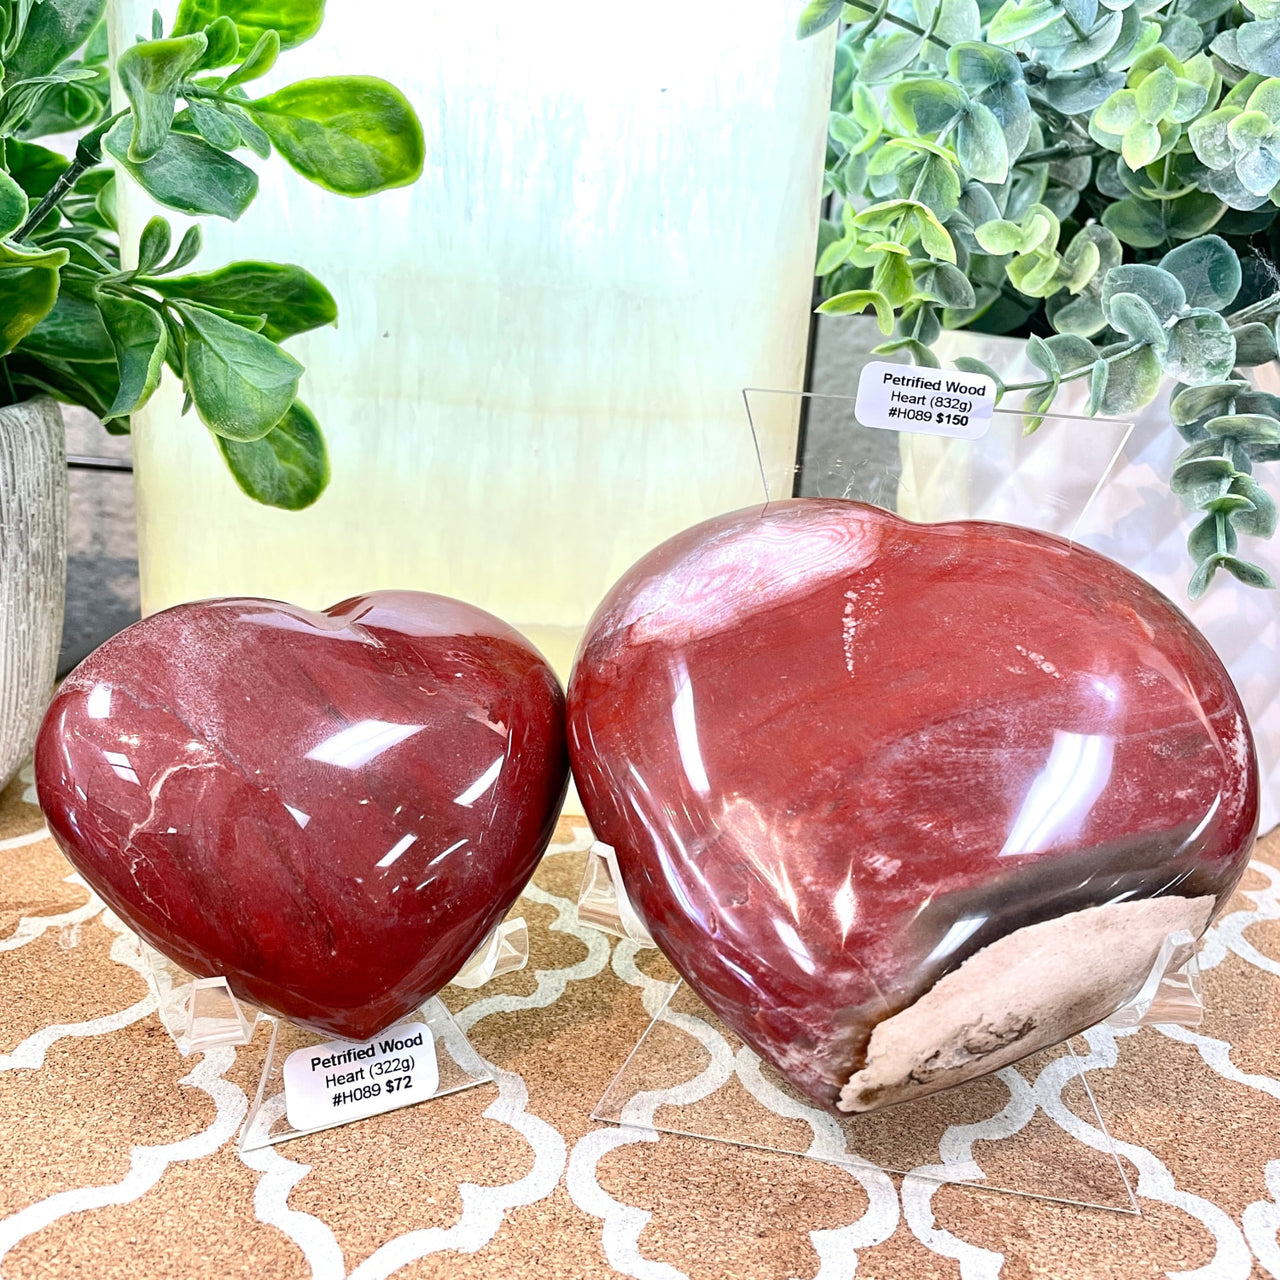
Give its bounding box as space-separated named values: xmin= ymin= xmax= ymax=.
xmin=37 ymin=590 xmax=568 ymax=1040
xmin=567 ymin=499 xmax=1259 ymax=1113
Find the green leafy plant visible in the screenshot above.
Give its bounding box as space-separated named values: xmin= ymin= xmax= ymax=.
xmin=800 ymin=0 xmax=1280 ymax=596
xmin=0 ymin=0 xmax=424 ymax=509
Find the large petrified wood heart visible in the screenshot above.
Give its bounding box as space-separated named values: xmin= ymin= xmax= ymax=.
xmin=567 ymin=500 xmax=1259 ymax=1113
xmin=37 ymin=590 xmax=568 ymax=1040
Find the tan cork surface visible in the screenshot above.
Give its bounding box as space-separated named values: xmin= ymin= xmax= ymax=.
xmin=0 ymin=760 xmax=1277 ymax=1280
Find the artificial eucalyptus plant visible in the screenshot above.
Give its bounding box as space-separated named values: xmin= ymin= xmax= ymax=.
xmin=800 ymin=0 xmax=1280 ymax=596
xmin=0 ymin=0 xmax=423 ymax=509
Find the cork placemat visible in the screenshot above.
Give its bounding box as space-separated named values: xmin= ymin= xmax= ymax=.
xmin=1 ymin=760 xmax=1278 ymax=1280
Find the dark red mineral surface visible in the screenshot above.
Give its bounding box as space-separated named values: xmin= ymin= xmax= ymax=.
xmin=567 ymin=500 xmax=1258 ymax=1112
xmin=37 ymin=591 xmax=568 ymax=1040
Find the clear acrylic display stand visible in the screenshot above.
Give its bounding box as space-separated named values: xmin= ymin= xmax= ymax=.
xmin=575 ymin=383 xmax=1213 ymax=1211
xmin=138 ymin=915 xmax=528 ymax=1150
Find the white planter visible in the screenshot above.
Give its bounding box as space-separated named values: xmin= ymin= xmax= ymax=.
xmin=107 ymin=2 xmax=836 ymax=683
xmin=0 ymin=397 xmax=67 ymax=790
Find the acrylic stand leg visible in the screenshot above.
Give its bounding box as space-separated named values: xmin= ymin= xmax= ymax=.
xmin=133 ymin=921 xmax=511 ymax=1148
xmin=238 ymin=996 xmax=492 ymax=1152
xmin=593 ymin=974 xmax=1139 ymax=1212
xmin=141 ymin=940 xmax=260 ymax=1054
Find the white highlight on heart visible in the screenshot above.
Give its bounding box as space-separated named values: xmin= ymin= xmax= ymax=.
xmin=305 ymin=719 xmax=424 ymax=770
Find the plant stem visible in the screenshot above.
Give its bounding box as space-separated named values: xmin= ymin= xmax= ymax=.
xmin=1215 ymin=439 xmax=1235 ymax=556
xmin=1016 ymin=142 xmax=1077 ymax=165
xmin=1215 ymin=395 xmax=1238 ymax=561
xmin=14 ymin=110 xmax=126 ymax=243
xmin=1227 ymin=289 xmax=1280 ymax=327
xmin=1002 ymin=340 xmax=1142 ymax=394
xmin=840 ymin=0 xmax=953 ymax=48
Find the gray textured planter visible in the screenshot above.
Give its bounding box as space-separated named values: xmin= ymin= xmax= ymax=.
xmin=0 ymin=397 xmax=67 ymax=790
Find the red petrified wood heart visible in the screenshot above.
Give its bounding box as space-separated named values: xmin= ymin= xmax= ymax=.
xmin=567 ymin=500 xmax=1259 ymax=1113
xmin=37 ymin=591 xmax=568 ymax=1040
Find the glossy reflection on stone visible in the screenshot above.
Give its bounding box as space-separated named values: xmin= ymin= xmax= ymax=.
xmin=36 ymin=591 xmax=569 ymax=1040
xmin=567 ymin=500 xmax=1259 ymax=1113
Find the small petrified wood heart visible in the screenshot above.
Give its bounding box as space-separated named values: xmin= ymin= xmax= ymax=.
xmin=37 ymin=590 xmax=568 ymax=1040
xmin=567 ymin=500 xmax=1259 ymax=1113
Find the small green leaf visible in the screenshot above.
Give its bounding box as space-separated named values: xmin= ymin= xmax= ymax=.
xmin=1203 ymin=413 xmax=1280 ymax=445
xmin=172 ymin=0 xmax=324 ymax=52
xmin=196 ymin=15 xmax=240 ymax=68
xmin=116 ymin=33 xmax=210 ymax=161
xmin=859 ymin=30 xmax=926 ymax=82
xmin=96 ymin=292 xmax=167 ymax=420
xmin=1231 ymin=475 xmax=1278 ymax=536
xmin=1233 ymin=18 xmax=1280 ymax=75
xmin=1159 ymin=236 xmax=1242 ymax=310
xmin=816 ymin=289 xmax=896 ymax=333
xmin=1095 ymin=88 xmax=1139 ymax=134
xmin=104 ymin=116 xmax=258 ymax=219
xmin=888 ymin=80 xmax=968 ymax=135
xmin=1102 ymin=266 xmax=1186 ymax=322
xmin=1101 ymin=196 xmax=1167 ymax=248
xmin=872 ymin=336 xmax=941 ymax=367
xmin=0 ymin=242 xmax=70 ymax=357
xmin=148 ymin=261 xmax=338 ymax=341
xmin=4 ymin=0 xmax=107 ymax=81
xmin=21 ymin=284 xmax=114 ymax=362
xmin=247 ymin=77 xmax=424 ymax=196
xmin=216 ymin=399 xmax=329 ymax=509
xmin=1135 ymin=64 xmax=1177 ymax=122
xmin=954 ymin=355 xmax=1005 ymax=391
xmin=1162 ymin=311 xmax=1236 ymax=383
xmin=1100 ymin=344 xmax=1163 ymax=414
xmin=1109 ymin=292 xmax=1168 ymax=347
xmin=913 ymin=261 xmax=976 ymax=308
xmin=1121 ymin=120 xmax=1162 ymax=170
xmin=975 ymin=217 xmax=1027 ymax=255
xmin=1171 ymin=455 xmax=1235 ymax=495
xmin=1187 ymin=553 xmax=1221 ymax=599
xmin=185 ymin=97 xmax=243 ymax=150
xmin=1044 ymin=333 xmax=1098 ymax=376
xmin=175 ymin=301 xmax=302 ymax=440
xmin=872 ymin=250 xmax=916 ymax=307
xmin=1026 ymin=333 xmax=1060 ymax=378
xmin=1232 ymin=321 xmax=1280 ymax=366
xmin=135 ymin=215 xmax=172 ymax=275
xmin=1048 ymin=289 xmax=1107 ymax=337
xmin=1170 ymin=380 xmax=1250 ymax=426
xmin=0 ymin=169 xmax=29 ymax=239
xmin=159 ymin=225 xmax=204 ymax=274
xmin=797 ymin=0 xmax=844 ymax=36
xmin=988 ymin=0 xmax=1061 ymax=43
xmin=222 ymin=28 xmax=279 ymax=88
xmin=1088 ymin=358 xmax=1108 ymax=415
xmin=1020 ymin=379 xmax=1058 ymax=433
xmin=1220 ymin=555 xmax=1276 ymax=588
xmin=912 ymin=205 xmax=957 ymax=262
xmin=956 ymin=101 xmax=1009 ymax=183
xmin=5 ymin=141 xmax=70 ymax=199
xmin=1189 ymin=107 xmax=1241 ymax=171
xmin=816 ymin=236 xmax=855 ymax=275
xmin=1188 ymin=513 xmax=1235 ymax=563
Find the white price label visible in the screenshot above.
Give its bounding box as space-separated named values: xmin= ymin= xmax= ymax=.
xmin=855 ymin=360 xmax=996 ymax=439
xmin=283 ymin=1021 xmax=439 ymax=1132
